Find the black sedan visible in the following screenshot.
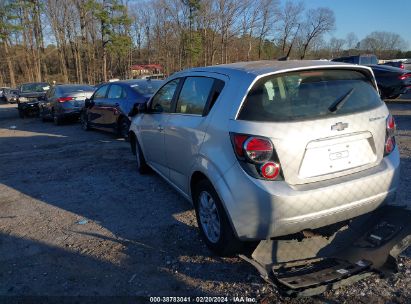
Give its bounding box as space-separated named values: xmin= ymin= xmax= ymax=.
xmin=17 ymin=82 xmax=50 ymax=118
xmin=368 ymin=65 xmax=411 ymax=99
xmin=39 ymin=84 xmax=95 ymax=125
xmin=81 ymin=79 xmax=163 ymax=138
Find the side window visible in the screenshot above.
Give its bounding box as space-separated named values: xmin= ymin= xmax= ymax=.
xmin=150 ymin=79 xmax=180 ymax=113
xmin=107 ymin=85 xmax=123 ymax=99
xmin=94 ymin=85 xmax=109 ymax=99
xmin=176 ymin=77 xmax=215 ymax=115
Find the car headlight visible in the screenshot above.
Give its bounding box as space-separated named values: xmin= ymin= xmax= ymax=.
xmin=19 ymin=97 xmax=28 ymax=102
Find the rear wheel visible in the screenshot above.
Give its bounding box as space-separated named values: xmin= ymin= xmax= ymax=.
xmin=53 ymin=112 xmax=62 ymax=125
xmin=81 ymin=112 xmax=90 ymax=131
xmin=388 ymin=94 xmax=400 ymax=100
xmin=118 ymin=116 xmax=130 ymax=140
xmin=193 ymin=179 xmax=243 ymax=256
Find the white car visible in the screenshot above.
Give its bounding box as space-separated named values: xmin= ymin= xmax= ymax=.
xmin=129 ymin=60 xmax=399 ymax=256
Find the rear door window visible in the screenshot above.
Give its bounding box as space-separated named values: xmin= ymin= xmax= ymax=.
xmin=107 ymin=85 xmax=124 ymax=99
xmin=238 ymin=69 xmax=382 ymax=122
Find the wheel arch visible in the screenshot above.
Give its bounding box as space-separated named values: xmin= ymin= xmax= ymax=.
xmin=129 ymin=130 xmax=137 ymax=155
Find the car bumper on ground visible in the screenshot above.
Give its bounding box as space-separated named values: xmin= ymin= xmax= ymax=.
xmin=218 ymin=146 xmax=400 ymax=240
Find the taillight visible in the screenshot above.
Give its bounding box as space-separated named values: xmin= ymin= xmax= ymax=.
xmin=385 ymin=114 xmax=396 ymax=155
xmin=58 ymin=97 xmax=74 ymax=103
xmin=244 ymin=137 xmax=273 ymax=163
xmin=230 ymin=133 xmax=282 ymax=181
xmin=232 ymin=134 xmax=248 ymax=157
xmin=399 ymin=73 xmax=411 ymax=80
xmin=260 ymin=162 xmax=280 ymax=180
xmin=400 ymin=63 xmax=404 ymax=69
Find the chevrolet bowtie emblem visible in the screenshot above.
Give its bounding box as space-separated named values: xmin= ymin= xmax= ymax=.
xmin=331 ymin=122 xmax=348 ymax=131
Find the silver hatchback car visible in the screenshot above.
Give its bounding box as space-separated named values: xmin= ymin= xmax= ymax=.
xmin=129 ymin=61 xmax=400 ymax=256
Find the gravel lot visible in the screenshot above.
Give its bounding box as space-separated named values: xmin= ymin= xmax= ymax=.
xmin=0 ymin=99 xmax=410 ymax=303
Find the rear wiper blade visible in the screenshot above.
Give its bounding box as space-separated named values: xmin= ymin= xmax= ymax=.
xmin=328 ymin=88 xmax=355 ymax=113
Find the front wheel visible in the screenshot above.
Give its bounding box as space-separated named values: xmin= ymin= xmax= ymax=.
xmin=18 ymin=109 xmax=25 ymax=118
xmin=193 ymin=179 xmax=243 ymax=256
xmin=135 ymin=138 xmax=150 ymax=174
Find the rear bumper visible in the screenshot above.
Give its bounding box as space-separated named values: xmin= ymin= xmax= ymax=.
xmin=58 ymin=109 xmax=81 ymax=117
xmin=218 ymin=146 xmax=400 ymax=240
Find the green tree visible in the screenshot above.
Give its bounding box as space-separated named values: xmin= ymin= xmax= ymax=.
xmin=87 ymin=0 xmax=131 ymax=81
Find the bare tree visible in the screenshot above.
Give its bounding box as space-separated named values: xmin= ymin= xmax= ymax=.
xmin=360 ymin=31 xmax=408 ymax=58
xmin=345 ymin=32 xmax=359 ymax=50
xmin=276 ymin=0 xmax=304 ymax=56
xmin=297 ymin=7 xmax=335 ymax=59
xmin=329 ymin=37 xmax=345 ymax=58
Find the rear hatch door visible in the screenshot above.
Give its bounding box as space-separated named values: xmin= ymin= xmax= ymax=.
xmin=233 ymin=67 xmax=388 ymax=185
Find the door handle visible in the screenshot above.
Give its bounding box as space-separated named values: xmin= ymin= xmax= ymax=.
xmin=157 ymin=125 xmax=164 ymax=131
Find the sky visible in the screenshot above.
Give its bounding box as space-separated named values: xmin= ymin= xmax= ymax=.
xmin=303 ymin=0 xmax=410 ymax=50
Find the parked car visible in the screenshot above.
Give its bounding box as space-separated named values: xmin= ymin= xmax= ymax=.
xmin=403 ymin=59 xmax=411 ymax=71
xmin=3 ymin=88 xmax=19 ymax=103
xmin=382 ymin=61 xmax=405 ymax=69
xmin=81 ymin=79 xmax=163 ymax=138
xmin=129 ymin=60 xmax=400 ymax=256
xmin=17 ymin=82 xmax=50 ymax=118
xmin=332 ymin=55 xmax=411 ymax=99
xmin=39 ymin=84 xmax=95 ymax=125
xmin=331 ymin=54 xmax=378 ymax=65
xmin=0 ymin=87 xmax=10 ymax=102
xmin=368 ymin=65 xmax=411 ymax=99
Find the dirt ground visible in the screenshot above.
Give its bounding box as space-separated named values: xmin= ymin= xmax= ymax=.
xmin=0 ymin=101 xmax=410 ymax=303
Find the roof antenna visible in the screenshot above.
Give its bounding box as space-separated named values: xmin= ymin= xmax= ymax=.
xmin=277 ymin=56 xmax=289 ymax=61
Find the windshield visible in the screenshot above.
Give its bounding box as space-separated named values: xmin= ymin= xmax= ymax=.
xmin=20 ymin=83 xmax=49 ymax=93
xmin=238 ymin=69 xmax=382 ymax=122
xmin=129 ymin=81 xmax=162 ymax=95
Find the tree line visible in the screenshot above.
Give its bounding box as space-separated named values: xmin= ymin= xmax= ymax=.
xmin=0 ymin=0 xmax=409 ymax=87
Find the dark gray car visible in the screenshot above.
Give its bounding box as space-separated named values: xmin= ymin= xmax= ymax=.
xmin=40 ymin=84 xmax=95 ymax=125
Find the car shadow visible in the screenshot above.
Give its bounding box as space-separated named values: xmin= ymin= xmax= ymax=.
xmin=0 ymin=105 xmax=258 ymax=297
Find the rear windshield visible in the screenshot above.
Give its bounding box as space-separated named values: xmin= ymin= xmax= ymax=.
xmin=58 ymin=85 xmax=94 ymax=94
xmin=238 ymin=69 xmax=382 ymax=122
xmin=360 ymin=56 xmax=378 ymax=65
xmin=129 ymin=81 xmax=162 ymax=95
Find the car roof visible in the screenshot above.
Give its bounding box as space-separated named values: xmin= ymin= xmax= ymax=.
xmin=55 ymin=84 xmax=94 ymax=87
xmin=180 ymin=60 xmax=363 ymax=77
xmin=116 ymin=79 xmax=163 ymax=85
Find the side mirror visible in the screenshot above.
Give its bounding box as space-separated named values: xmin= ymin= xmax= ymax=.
xmin=84 ymin=98 xmax=93 ymax=108
xmin=129 ymin=102 xmax=147 ymax=117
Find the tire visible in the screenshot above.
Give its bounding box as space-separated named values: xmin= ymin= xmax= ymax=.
xmin=388 ymin=94 xmax=400 ymax=100
xmin=193 ymin=179 xmax=243 ymax=256
xmin=134 ymin=138 xmax=150 ymax=174
xmin=81 ymin=112 xmax=90 ymax=131
xmin=53 ymin=113 xmax=62 ymax=125
xmin=40 ymin=108 xmax=47 ymax=122
xmin=118 ymin=116 xmax=130 ymax=140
